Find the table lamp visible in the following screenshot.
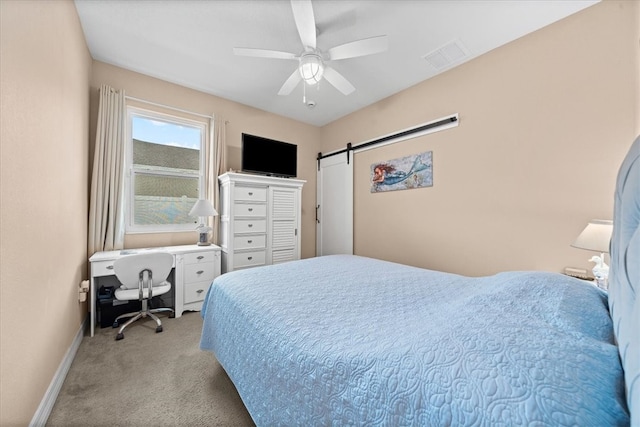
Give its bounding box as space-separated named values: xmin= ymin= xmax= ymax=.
xmin=188 ymin=199 xmax=218 ymax=246
xmin=571 ymin=219 xmax=613 ymax=290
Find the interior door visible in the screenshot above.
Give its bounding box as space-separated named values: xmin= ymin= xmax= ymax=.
xmin=316 ymin=152 xmax=353 ymax=256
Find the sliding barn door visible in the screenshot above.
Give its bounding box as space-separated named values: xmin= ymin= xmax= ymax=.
xmin=316 ymin=153 xmax=353 ymax=256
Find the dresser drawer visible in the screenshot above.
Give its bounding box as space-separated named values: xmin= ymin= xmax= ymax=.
xmin=233 ymin=234 xmax=267 ymax=250
xmin=184 ymin=262 xmax=216 ymax=283
xmin=234 ymin=186 xmax=267 ymax=202
xmin=91 ymin=260 xmax=115 ymax=277
xmin=233 ymin=250 xmax=266 ymax=269
xmin=183 ymin=251 xmax=217 ymax=265
xmin=184 ymin=281 xmax=211 ymax=304
xmin=234 ymin=219 xmax=266 ymax=234
xmin=234 ymin=203 xmax=266 ymax=217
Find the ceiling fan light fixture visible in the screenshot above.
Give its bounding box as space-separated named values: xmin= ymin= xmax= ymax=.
xmin=299 ymin=53 xmax=324 ymax=85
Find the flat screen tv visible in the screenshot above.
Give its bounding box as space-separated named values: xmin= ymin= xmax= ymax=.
xmin=241 ymin=133 xmax=297 ymax=178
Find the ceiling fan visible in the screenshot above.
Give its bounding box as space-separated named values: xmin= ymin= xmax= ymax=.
xmin=233 ymin=0 xmax=388 ymax=99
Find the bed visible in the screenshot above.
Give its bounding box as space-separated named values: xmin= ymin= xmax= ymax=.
xmin=200 ymin=136 xmax=639 ymax=426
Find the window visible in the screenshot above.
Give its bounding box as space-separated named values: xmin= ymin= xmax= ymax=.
xmin=126 ymin=107 xmax=206 ymax=233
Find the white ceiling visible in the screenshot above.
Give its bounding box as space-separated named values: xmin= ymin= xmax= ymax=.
xmin=74 ymin=0 xmax=599 ymax=127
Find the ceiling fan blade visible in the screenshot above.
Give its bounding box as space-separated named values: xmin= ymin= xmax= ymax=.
xmin=327 ymin=35 xmax=388 ymax=61
xmin=278 ymin=69 xmax=302 ymax=96
xmin=290 ymin=0 xmax=316 ymax=50
xmin=233 ymin=47 xmax=297 ymax=60
xmin=323 ymin=66 xmax=355 ymax=95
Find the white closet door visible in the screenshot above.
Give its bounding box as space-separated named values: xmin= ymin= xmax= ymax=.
xmin=316 ymin=152 xmax=353 ymax=256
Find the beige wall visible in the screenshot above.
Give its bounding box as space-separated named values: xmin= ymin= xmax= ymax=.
xmin=321 ymin=0 xmax=639 ymax=276
xmin=0 ymin=1 xmax=92 ymax=425
xmin=90 ymin=62 xmax=321 ymax=259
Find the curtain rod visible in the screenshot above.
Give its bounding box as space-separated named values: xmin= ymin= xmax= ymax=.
xmin=125 ymin=95 xmax=219 ymax=121
xmin=316 ymin=114 xmax=458 ymax=168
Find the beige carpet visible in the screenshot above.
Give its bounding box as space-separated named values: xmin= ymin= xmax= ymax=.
xmin=47 ymin=312 xmax=254 ymax=427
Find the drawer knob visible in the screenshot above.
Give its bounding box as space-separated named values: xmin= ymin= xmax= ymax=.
xmin=248 ymin=256 xmax=253 ymax=260
xmin=197 ymin=255 xmax=204 ymax=260
xmin=248 ymin=208 xmax=253 ymax=212
xmin=107 ymin=265 xmax=114 ymax=270
xmin=196 ymin=289 xmax=204 ymax=294
xmin=196 ymin=270 xmax=204 ymax=275
xmin=248 ymin=223 xmax=253 ymax=228
xmin=248 ymin=192 xmax=253 ymax=196
xmin=247 ymin=240 xmax=252 ymax=244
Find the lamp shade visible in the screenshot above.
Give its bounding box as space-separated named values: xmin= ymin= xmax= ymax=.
xmin=571 ymin=219 xmax=613 ymax=253
xmin=188 ymin=199 xmax=218 ymax=217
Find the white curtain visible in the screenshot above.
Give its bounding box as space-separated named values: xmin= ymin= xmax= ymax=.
xmin=205 ymin=114 xmax=226 ymax=244
xmin=88 ymin=84 xmax=126 ymax=255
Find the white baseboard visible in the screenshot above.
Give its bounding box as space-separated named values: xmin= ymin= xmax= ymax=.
xmin=29 ymin=318 xmax=87 ymax=427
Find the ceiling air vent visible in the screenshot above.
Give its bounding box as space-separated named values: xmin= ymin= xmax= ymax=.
xmin=422 ymin=39 xmax=470 ymax=71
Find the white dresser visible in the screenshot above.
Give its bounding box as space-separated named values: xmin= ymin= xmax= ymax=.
xmin=219 ymin=172 xmax=305 ymax=273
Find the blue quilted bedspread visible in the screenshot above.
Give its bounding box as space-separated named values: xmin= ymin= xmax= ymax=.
xmin=200 ymin=255 xmax=629 ymax=426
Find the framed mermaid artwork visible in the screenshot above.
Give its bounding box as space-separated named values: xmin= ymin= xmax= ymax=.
xmin=371 ymin=151 xmax=433 ymax=193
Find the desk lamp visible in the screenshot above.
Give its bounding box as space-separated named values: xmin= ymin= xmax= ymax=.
xmin=188 ymin=199 xmax=218 ymax=246
xmin=571 ymin=219 xmax=613 ymax=290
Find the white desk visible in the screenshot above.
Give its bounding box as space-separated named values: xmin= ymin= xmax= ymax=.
xmin=89 ymin=244 xmax=221 ymax=337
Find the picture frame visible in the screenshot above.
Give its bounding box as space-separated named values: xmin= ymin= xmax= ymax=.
xmin=371 ymin=151 xmax=433 ymax=193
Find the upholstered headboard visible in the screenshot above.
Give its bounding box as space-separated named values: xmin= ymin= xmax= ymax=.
xmin=609 ymin=135 xmax=640 ymax=425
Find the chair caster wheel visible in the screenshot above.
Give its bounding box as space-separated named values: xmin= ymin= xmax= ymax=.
xmin=115 ymin=333 xmax=124 ymax=341
xmin=112 ymin=322 xmax=119 ymax=328
xmin=169 ymin=313 xmax=175 ymax=318
xmin=156 ymin=326 xmax=163 ymax=333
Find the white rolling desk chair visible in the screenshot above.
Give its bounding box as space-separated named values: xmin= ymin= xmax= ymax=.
xmin=112 ymin=252 xmax=174 ymax=340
